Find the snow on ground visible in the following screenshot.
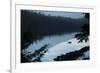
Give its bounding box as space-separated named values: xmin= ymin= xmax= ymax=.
xmin=41 ymin=38 xmax=89 ymax=61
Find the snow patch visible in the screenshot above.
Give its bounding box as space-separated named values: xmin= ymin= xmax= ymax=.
xmin=41 ymin=38 xmax=89 ymax=61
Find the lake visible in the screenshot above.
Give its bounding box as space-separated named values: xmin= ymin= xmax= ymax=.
xmin=23 ymin=32 xmax=89 ymax=62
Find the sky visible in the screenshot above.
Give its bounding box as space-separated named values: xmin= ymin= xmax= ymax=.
xmin=35 ymin=10 xmax=85 ymax=19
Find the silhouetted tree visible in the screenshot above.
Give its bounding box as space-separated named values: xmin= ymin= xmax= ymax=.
xmin=25 ymin=44 xmax=49 ymax=62
xmin=54 ymin=46 xmax=89 ymax=61
xmin=21 ymin=52 xmax=31 ymax=63
xmin=75 ymin=13 xmax=90 ymax=42
xmin=85 ymin=13 xmax=90 ymax=19
xmin=75 ymin=24 xmax=89 ymax=42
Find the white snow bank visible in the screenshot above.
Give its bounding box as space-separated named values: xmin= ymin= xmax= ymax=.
xmin=41 ymin=38 xmax=89 ymax=61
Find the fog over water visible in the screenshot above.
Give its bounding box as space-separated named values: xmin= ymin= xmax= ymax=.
xmin=32 ymin=10 xmax=85 ymax=19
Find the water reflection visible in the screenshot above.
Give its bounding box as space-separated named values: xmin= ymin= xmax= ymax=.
xmin=25 ymin=33 xmax=76 ymax=54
